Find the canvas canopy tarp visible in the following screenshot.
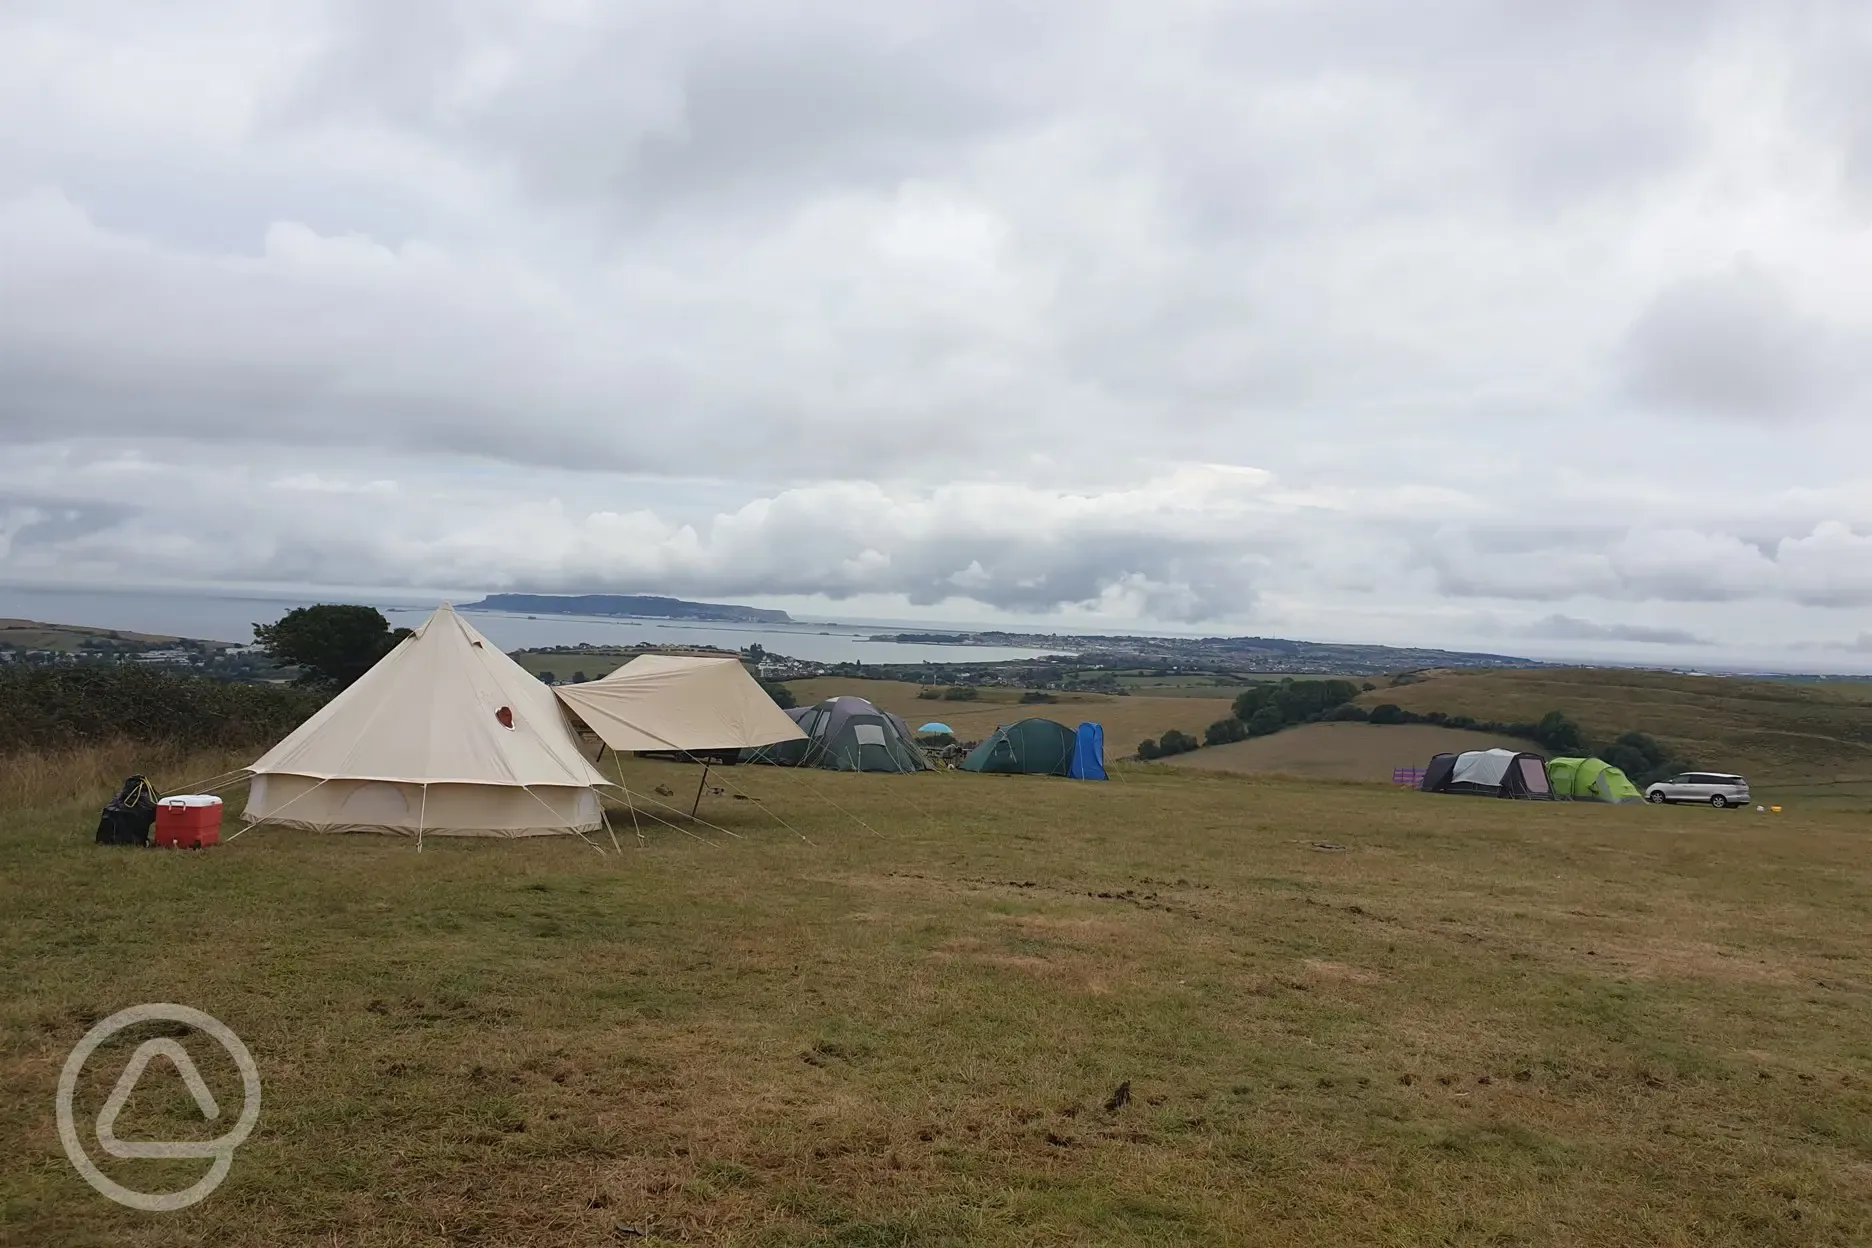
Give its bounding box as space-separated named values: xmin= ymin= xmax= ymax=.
xmin=244 ymin=604 xmax=612 ymax=837
xmin=748 ymin=697 xmax=931 ymax=772
xmin=1548 ymin=756 xmax=1643 ymax=803
xmin=553 ymin=654 xmax=805 ymax=755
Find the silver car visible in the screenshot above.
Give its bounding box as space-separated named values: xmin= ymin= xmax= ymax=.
xmin=1645 ymin=772 xmax=1750 ymax=808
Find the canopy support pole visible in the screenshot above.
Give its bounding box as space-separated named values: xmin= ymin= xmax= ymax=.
xmin=416 ymin=783 xmax=428 ymax=854
xmin=691 ymin=762 xmax=712 ymax=818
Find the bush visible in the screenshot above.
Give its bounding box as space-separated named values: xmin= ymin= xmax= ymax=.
xmin=760 ymin=680 xmax=797 ymax=710
xmin=0 ymin=666 xmax=325 ymax=755
xmin=916 ymin=686 xmax=941 ymax=700
xmin=1324 ymin=703 xmax=1369 ymax=722
xmin=1204 ymin=717 xmax=1249 ymax=746
xmin=1136 ymin=738 xmax=1161 ymax=760
xmin=1367 ymin=703 xmax=1407 ymax=725
xmin=1153 ymin=725 xmax=1198 ymax=755
xmin=941 ymin=686 xmax=979 ymax=702
xmin=1019 ymin=690 xmax=1057 ymax=704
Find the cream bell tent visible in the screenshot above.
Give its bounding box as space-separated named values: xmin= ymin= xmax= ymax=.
xmin=552 ymin=654 xmax=806 ymax=757
xmin=243 ymin=605 xmax=613 ymax=838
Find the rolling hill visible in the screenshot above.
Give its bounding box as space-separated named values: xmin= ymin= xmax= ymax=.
xmin=1166 ymin=722 xmax=1535 ymax=784
xmin=1355 ymin=668 xmax=1872 ymax=784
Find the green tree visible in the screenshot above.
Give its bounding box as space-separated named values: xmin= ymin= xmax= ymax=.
xmin=253 ymin=605 xmax=411 ymax=693
xmin=538 ymin=670 xmax=557 ymax=684
xmin=1232 ymin=686 xmax=1270 ymax=722
xmin=1532 ymin=711 xmax=1587 ymax=755
xmin=1156 ymin=728 xmax=1200 ymax=756
xmin=761 ymin=680 xmax=797 ymax=710
xmin=1204 ymin=717 xmax=1248 ymax=746
xmin=1247 ymin=706 xmax=1284 ymax=736
xmin=1367 ymin=703 xmax=1407 ymax=725
xmin=1603 ymin=732 xmax=1688 ymax=786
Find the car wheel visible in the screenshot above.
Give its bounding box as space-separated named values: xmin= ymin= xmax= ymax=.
xmin=1710 ymin=794 xmax=1728 ymax=809
xmin=1647 ymin=791 xmax=1667 ymax=804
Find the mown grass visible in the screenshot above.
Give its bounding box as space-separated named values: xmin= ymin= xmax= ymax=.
xmin=4 ymin=752 xmax=1871 ymax=1245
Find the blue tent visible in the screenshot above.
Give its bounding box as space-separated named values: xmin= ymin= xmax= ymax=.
xmin=916 ymin=722 xmax=954 ymax=735
xmin=1068 ymin=722 xmax=1108 ymax=781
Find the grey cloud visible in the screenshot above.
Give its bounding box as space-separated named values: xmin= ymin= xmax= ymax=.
xmin=1516 ymin=613 xmax=1712 ymax=646
xmin=1621 ymin=264 xmax=1845 ymax=421
xmin=4 ymin=1 xmax=1872 ymax=661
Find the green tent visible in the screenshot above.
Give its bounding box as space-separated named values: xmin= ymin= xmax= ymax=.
xmin=960 ymin=718 xmax=1077 ymax=776
xmin=1548 ymin=756 xmax=1644 ymax=804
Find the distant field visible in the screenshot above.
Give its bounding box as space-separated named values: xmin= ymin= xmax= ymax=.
xmin=1166 ymin=722 xmax=1536 ymax=783
xmin=6 ymin=749 xmax=1872 ymax=1244
xmin=786 ymin=677 xmax=1236 ymax=749
xmin=0 ymin=618 xmax=204 ymax=652
xmin=512 ymin=649 xmax=653 ymax=682
xmin=1358 ymin=668 xmax=1872 ymax=784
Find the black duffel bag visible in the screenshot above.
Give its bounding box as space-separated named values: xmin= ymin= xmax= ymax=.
xmin=96 ymin=775 xmax=159 ymax=846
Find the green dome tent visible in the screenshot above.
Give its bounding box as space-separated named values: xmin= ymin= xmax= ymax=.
xmin=960 ymin=718 xmax=1077 ymax=776
xmin=1548 ymin=756 xmax=1643 ymax=803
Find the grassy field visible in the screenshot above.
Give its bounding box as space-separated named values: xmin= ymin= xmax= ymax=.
xmin=1356 ymin=669 xmax=1872 ymax=786
xmin=5 ymin=749 xmax=1872 ymax=1245
xmin=785 ymin=678 xmax=1235 ymax=752
xmin=1165 ymin=723 xmax=1536 ymax=784
xmin=511 ymin=649 xmax=668 ymax=682
xmin=0 ymin=619 xmax=214 ymax=653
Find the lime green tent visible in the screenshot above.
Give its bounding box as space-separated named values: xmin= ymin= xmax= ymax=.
xmin=1548 ymin=757 xmax=1643 ymax=804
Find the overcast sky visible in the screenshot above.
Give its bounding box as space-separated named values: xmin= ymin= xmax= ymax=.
xmin=4 ymin=2 xmax=1871 ymax=669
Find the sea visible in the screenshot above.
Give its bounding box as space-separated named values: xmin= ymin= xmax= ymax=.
xmin=0 ymin=586 xmax=1063 ymax=665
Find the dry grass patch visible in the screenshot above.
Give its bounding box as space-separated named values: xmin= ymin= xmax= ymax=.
xmin=3 ymin=754 xmax=1871 ymax=1244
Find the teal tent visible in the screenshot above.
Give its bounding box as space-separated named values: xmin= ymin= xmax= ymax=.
xmin=960 ymin=718 xmax=1077 ymax=776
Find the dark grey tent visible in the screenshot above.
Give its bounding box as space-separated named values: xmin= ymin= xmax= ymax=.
xmin=747 ymin=697 xmax=932 ymax=772
xmin=1420 ymin=748 xmax=1552 ymax=800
